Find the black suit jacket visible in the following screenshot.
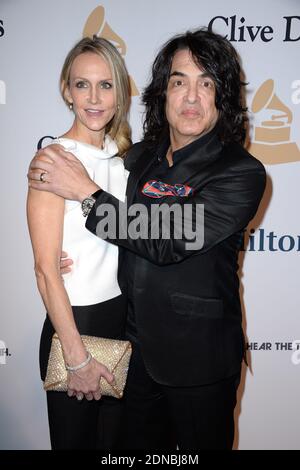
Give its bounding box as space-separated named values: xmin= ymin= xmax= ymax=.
xmin=86 ymin=131 xmax=266 ymax=386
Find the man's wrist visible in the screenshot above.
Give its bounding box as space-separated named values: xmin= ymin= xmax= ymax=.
xmin=78 ymin=183 xmax=101 ymax=203
xmin=81 ymin=188 xmax=104 ymax=217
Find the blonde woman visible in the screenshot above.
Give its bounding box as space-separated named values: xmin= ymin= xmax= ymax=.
xmin=27 ymin=36 xmax=131 ymax=449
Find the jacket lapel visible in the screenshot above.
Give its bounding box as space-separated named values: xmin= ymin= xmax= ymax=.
xmin=124 ymin=130 xmax=224 ymax=204
xmin=168 ymin=133 xmax=223 ymax=184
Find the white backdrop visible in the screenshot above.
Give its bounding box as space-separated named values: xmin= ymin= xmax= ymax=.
xmin=0 ymin=0 xmax=299 ymax=450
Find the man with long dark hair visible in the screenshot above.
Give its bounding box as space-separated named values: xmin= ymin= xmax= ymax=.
xmin=28 ymin=28 xmax=266 ymax=449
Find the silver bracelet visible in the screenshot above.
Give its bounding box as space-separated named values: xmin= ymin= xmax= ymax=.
xmin=65 ymin=351 xmax=92 ymax=372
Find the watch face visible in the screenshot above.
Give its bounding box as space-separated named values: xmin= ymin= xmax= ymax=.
xmin=81 ymin=196 xmax=96 ymax=216
xmin=82 ymin=197 xmax=94 ymax=206
xmin=86 ymin=198 xmax=94 ymax=208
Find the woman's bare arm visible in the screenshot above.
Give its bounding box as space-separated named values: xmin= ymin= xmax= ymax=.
xmin=27 ymin=188 xmax=113 ymax=400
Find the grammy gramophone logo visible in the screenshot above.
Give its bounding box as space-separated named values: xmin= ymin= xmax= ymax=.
xmin=249 ymin=79 xmax=300 ymax=164
xmin=83 ymin=5 xmax=139 ymax=96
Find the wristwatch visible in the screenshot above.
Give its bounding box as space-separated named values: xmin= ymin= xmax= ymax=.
xmin=81 ymin=189 xmax=103 ymax=217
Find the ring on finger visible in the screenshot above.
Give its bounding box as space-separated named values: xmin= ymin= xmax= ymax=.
xmin=40 ymin=172 xmax=47 ymax=183
xmin=76 ymin=393 xmax=84 ymax=401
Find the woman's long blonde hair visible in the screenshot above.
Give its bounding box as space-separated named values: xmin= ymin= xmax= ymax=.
xmin=60 ymin=36 xmax=132 ymax=156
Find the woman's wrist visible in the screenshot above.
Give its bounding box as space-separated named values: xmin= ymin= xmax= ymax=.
xmin=65 ymin=351 xmax=92 ymax=372
xmin=61 ymin=333 xmax=87 ymax=365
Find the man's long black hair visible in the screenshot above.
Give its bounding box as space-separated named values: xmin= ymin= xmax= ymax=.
xmin=142 ymin=28 xmax=248 ymax=146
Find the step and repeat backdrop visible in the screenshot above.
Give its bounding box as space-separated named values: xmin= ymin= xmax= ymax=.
xmin=0 ymin=0 xmax=299 ymax=449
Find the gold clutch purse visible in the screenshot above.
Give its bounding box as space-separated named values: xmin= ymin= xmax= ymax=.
xmin=44 ymin=333 xmax=132 ymax=399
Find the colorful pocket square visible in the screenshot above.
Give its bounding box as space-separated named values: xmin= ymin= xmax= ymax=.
xmin=142 ymin=180 xmax=193 ymax=198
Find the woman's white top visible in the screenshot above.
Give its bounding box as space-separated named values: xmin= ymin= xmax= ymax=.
xmin=54 ymin=136 xmax=129 ymax=306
